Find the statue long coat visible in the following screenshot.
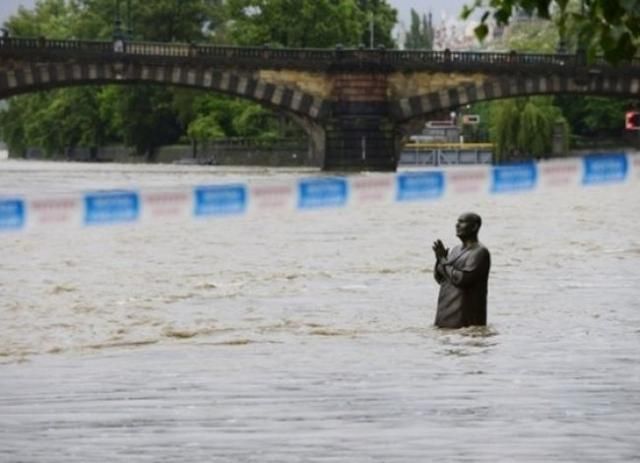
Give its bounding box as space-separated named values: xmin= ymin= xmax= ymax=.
xmin=433 ymin=242 xmax=491 ymax=328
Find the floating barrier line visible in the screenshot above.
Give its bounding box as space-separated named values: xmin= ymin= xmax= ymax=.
xmin=1 ymin=152 xmax=637 ymax=233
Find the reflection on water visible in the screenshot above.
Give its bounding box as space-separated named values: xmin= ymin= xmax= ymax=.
xmin=1 ymin=160 xmax=640 ymax=462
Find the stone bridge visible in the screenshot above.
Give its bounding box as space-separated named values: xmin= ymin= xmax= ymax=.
xmin=1 ymin=37 xmax=639 ymax=171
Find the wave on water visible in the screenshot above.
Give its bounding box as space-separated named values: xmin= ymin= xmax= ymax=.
xmin=0 ymin=316 xmax=505 ymax=363
xmin=308 ymin=327 xmax=360 ymax=337
xmin=161 ymin=324 xmax=224 ymax=339
xmin=0 ymin=316 xmax=504 ymax=365
xmin=49 ymin=284 xmax=77 ymax=295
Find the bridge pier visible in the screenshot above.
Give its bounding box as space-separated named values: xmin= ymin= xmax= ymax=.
xmin=323 ymin=115 xmax=398 ymax=171
xmin=321 ymin=73 xmax=398 ymax=171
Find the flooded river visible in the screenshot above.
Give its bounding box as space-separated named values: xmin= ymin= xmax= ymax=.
xmin=1 ymin=160 xmax=639 ymax=462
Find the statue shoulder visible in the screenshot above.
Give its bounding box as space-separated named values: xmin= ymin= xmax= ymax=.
xmin=476 ymin=242 xmax=491 ymax=258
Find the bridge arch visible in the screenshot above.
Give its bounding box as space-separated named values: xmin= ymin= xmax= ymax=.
xmin=392 ymin=74 xmax=640 ymax=122
xmin=0 ymin=61 xmax=333 ymax=165
xmin=0 ymin=62 xmax=331 ymax=122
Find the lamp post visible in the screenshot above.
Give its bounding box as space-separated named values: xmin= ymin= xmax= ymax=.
xmin=113 ymin=0 xmax=133 ymax=40
xmin=113 ymin=0 xmax=123 ymax=39
xmin=126 ymin=0 xmax=133 ymax=39
xmin=369 ymin=11 xmax=374 ymax=49
xmin=576 ymin=0 xmax=587 ymax=64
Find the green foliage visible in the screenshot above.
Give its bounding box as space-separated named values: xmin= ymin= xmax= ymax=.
xmin=226 ymin=0 xmax=364 ymax=47
xmin=183 ymin=93 xmax=283 ymax=142
xmin=462 ymin=0 xmax=640 ymax=63
xmin=0 ymin=95 xmax=31 ymax=155
xmin=186 ymin=94 xmax=238 ymax=141
xmin=99 ymin=85 xmax=182 ymax=157
xmin=554 ymin=95 xmax=635 ymax=137
xmin=502 ymin=18 xmax=559 ymax=52
xmin=6 ymin=0 xmax=78 ymax=38
xmin=404 ymin=9 xmax=434 ymax=50
xmin=225 ymin=0 xmax=396 ymax=48
xmin=489 ymin=97 xmax=568 ymax=160
xmin=356 ymin=0 xmax=398 ymax=48
xmin=5 ymin=0 xmax=220 ymax=42
xmin=130 ymin=0 xmax=220 ymax=42
xmin=187 ymin=113 xmax=225 ymax=141
xmin=233 ymin=104 xmax=279 ymax=139
xmin=0 ymin=87 xmax=108 ymax=156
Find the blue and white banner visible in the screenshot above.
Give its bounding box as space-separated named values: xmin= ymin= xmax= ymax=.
xmin=84 ymin=191 xmax=140 ymax=226
xmin=0 ymin=198 xmax=26 ymax=231
xmin=396 ymin=171 xmax=445 ymax=202
xmin=491 ymin=161 xmax=538 ymax=194
xmin=194 ymin=184 xmax=247 ymax=217
xmin=297 ymin=177 xmax=348 ymax=210
xmin=1 ymin=152 xmax=637 ymax=233
xmin=582 ymin=153 xmax=628 ymax=185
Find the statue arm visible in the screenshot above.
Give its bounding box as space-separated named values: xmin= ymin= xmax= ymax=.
xmin=438 ymin=249 xmax=490 ymax=287
xmin=432 ymin=245 xmax=448 ymax=284
xmin=433 ymin=258 xmax=445 ymax=284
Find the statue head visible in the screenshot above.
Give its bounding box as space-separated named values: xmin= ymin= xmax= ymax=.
xmin=456 ymin=212 xmax=482 ymax=240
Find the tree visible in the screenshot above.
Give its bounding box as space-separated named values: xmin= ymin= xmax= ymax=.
xmin=0 ymin=1 xmax=111 ymax=157
xmin=0 ymin=95 xmax=32 ymax=156
xmin=225 ymin=0 xmax=396 ymax=48
xmin=226 ymin=0 xmax=364 ymax=47
xmin=129 ymin=0 xmax=221 ymax=42
xmin=99 ymin=85 xmax=182 ymax=159
xmin=500 ymin=14 xmax=559 ymax=52
xmin=555 ymin=95 xmax=634 ymax=139
xmin=6 ymin=0 xmax=78 ymax=38
xmin=356 ymin=0 xmax=398 ymax=48
xmin=233 ymin=104 xmax=281 ymax=140
xmin=187 ymin=113 xmax=225 ymax=142
xmin=489 ymin=97 xmax=568 ymax=161
xmin=462 ymin=0 xmax=640 ymax=63
xmin=0 ymin=87 xmax=109 ymax=157
xmin=404 ymin=9 xmax=434 ymax=50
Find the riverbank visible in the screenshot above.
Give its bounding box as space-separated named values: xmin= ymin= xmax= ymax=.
xmin=10 ymin=139 xmax=312 ymax=167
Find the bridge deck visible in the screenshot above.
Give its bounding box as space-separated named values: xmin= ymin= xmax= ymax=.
xmin=1 ymin=37 xmax=639 ymax=73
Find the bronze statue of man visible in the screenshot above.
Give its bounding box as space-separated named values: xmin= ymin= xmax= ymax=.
xmin=432 ymin=212 xmax=491 ymax=328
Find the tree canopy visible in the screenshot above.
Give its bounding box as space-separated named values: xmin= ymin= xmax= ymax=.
xmin=463 ymin=0 xmax=640 ymax=63
xmin=225 ymin=0 xmax=396 ymax=48
xmin=488 ymin=97 xmax=568 ymax=160
xmin=404 ymin=9 xmax=434 ymax=50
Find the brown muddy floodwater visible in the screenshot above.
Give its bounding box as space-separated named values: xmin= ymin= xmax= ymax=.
xmin=1 ymin=160 xmax=639 ymax=462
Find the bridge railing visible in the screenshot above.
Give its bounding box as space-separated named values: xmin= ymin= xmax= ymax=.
xmin=0 ymin=37 xmax=113 ymax=52
xmin=1 ymin=36 xmax=639 ymax=70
